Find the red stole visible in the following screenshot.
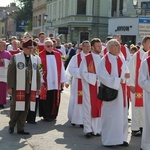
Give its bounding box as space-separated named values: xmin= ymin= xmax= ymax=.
xmin=103 ymin=48 xmax=107 ymax=56
xmin=38 ymin=45 xmax=45 ymax=53
xmin=9 ymin=49 xmax=21 ymax=55
xmin=16 ymin=91 xmax=37 ymax=103
xmin=16 ymin=91 xmax=25 ymax=101
xmin=77 ymin=53 xmax=82 ymax=104
xmin=85 ymin=54 xmax=102 ymax=118
xmin=147 ymin=56 xmax=150 ymax=77
xmin=135 ymin=51 xmax=143 ymax=106
xmin=148 ymin=50 xmax=150 ymax=56
xmin=39 ymin=50 xmax=62 ymax=105
xmin=121 ymin=45 xmax=127 ymax=60
xmin=105 ymin=54 xmax=126 ymax=107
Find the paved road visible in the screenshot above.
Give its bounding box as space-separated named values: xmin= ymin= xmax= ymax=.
xmin=0 ymin=87 xmax=141 ymax=150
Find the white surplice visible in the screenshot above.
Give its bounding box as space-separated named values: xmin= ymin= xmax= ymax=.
xmin=66 ymin=52 xmax=86 ymax=125
xmin=46 ymin=55 xmax=66 ymax=90
xmin=119 ymin=46 xmax=131 ymax=64
xmin=139 ymin=59 xmax=150 ymax=150
xmin=128 ymin=48 xmax=145 ymax=131
xmin=97 ymin=53 xmax=128 ymax=146
xmin=0 ymin=59 xmax=10 ymax=82
xmin=80 ymin=52 xmax=102 ymax=135
xmin=142 ymin=50 xmax=150 ymax=61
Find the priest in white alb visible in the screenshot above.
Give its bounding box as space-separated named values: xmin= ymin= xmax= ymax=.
xmin=128 ymin=36 xmax=150 ymax=136
xmin=80 ymin=38 xmax=102 ymax=137
xmin=66 ymin=40 xmax=91 ymax=127
xmin=97 ymin=39 xmax=130 ymax=147
xmin=138 ymin=56 xmax=150 ymax=150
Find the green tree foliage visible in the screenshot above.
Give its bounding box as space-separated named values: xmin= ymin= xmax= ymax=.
xmin=14 ymin=0 xmax=33 ymax=31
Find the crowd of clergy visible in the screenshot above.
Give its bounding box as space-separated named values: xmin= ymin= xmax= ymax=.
xmin=0 ymin=32 xmax=150 ymax=150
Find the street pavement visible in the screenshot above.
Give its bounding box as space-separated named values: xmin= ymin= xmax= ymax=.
xmin=0 ymin=87 xmax=141 ymax=150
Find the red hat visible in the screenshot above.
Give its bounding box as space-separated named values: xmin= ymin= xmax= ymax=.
xmin=22 ymin=39 xmax=33 ymax=48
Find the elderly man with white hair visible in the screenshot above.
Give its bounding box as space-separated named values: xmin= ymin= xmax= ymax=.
xmin=97 ymin=39 xmax=130 ymax=147
xmin=39 ymin=39 xmax=66 ymax=121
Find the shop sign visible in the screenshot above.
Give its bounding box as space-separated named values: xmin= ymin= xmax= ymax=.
xmin=115 ymin=26 xmax=132 ymax=32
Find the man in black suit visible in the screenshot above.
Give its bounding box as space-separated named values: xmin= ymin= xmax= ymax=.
xmin=64 ymin=43 xmax=76 ymax=69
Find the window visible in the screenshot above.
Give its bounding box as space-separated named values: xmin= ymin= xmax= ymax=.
xmin=80 ymin=32 xmax=89 ymax=43
xmin=141 ymin=2 xmax=150 ymax=9
xmin=39 ymin=15 xmax=41 ymax=26
xmin=141 ymin=2 xmax=150 ymax=15
xmin=2 ymin=27 xmax=4 ymax=34
xmin=77 ymin=0 xmax=86 ymax=15
xmin=111 ymin=0 xmax=123 ymax=16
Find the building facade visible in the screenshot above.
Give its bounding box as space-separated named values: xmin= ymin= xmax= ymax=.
xmin=45 ymin=0 xmax=110 ymax=43
xmin=32 ymin=0 xmax=47 ymax=37
xmin=0 ymin=3 xmax=17 ymax=39
xmin=32 ymin=0 xmax=150 ymax=44
xmin=108 ymin=0 xmax=150 ymax=45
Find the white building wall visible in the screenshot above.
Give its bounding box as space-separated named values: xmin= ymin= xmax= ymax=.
xmin=87 ymin=0 xmax=93 ymax=15
xmin=100 ymin=0 xmax=109 ymax=17
xmin=108 ymin=18 xmax=138 ymax=36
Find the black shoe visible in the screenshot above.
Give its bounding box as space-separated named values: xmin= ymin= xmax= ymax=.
xmin=9 ymin=127 xmax=14 ymax=134
xmin=0 ymin=105 xmax=4 ymax=109
xmin=85 ymin=132 xmax=92 ymax=138
xmin=79 ymin=124 xmax=84 ymax=128
xmin=44 ymin=118 xmax=51 ymax=122
xmin=27 ymin=121 xmax=37 ymax=124
xmin=17 ymin=130 xmax=30 ymax=135
xmin=104 ymin=145 xmax=115 ymax=148
xmin=132 ymin=130 xmax=141 ymax=136
xmin=92 ymin=133 xmax=101 ymax=136
xmin=128 ymin=118 xmax=131 ymax=122
xmin=140 ymin=127 xmax=143 ymax=134
xmin=71 ymin=123 xmax=75 ymax=126
xmin=117 ymin=141 xmax=129 ymax=147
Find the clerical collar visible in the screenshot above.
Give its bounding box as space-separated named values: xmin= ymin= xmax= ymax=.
xmin=109 ymin=52 xmax=116 ymax=56
xmin=46 ymin=51 xmax=54 ymax=55
xmin=24 ymin=53 xmax=30 ymax=58
xmin=56 ymin=46 xmax=61 ymax=49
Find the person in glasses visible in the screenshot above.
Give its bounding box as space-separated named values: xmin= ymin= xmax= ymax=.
xmin=97 ymin=39 xmax=130 ymax=147
xmin=7 ymin=36 xmax=41 ymax=135
xmin=39 ymin=39 xmax=66 ymax=121
xmin=26 ymin=41 xmax=42 ymax=124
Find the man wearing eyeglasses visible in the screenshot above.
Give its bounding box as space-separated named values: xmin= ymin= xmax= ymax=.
xmin=7 ymin=38 xmax=41 ymax=135
xmin=39 ymin=39 xmax=66 ymax=121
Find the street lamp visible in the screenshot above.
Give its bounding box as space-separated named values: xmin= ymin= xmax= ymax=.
xmin=132 ymin=0 xmax=148 ymax=15
xmin=132 ymin=0 xmax=140 ymax=14
xmin=133 ymin=0 xmax=138 ymax=8
xmin=44 ymin=14 xmax=48 ymax=23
